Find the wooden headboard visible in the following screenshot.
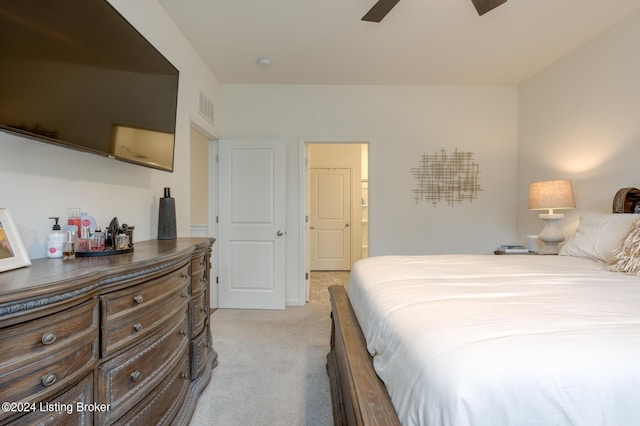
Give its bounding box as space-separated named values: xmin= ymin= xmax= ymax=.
xmin=613 ymin=187 xmax=640 ymax=213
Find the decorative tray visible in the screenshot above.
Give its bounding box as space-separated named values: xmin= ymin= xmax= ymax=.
xmin=75 ymin=247 xmax=134 ymax=257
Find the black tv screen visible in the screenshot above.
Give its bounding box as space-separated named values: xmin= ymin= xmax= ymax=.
xmin=0 ymin=0 xmax=179 ymax=172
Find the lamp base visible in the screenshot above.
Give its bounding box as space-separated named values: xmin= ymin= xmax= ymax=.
xmin=536 ymin=243 xmax=561 ymax=255
xmin=537 ymin=213 xmax=565 ymax=254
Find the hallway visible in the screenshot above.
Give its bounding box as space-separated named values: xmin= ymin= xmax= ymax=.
xmin=308 ymin=271 xmax=350 ymax=304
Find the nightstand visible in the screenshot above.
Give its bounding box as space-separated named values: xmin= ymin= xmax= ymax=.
xmin=494 ymin=249 xmax=533 ymax=255
xmin=493 ymin=250 xmax=556 ymax=255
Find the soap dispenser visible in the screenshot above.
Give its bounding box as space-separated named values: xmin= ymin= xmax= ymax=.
xmin=47 ymin=217 xmax=64 ymax=259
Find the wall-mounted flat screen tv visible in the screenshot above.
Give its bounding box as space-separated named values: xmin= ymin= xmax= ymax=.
xmin=0 ymin=0 xmax=179 ymax=172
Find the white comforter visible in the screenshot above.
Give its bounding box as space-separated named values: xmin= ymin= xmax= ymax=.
xmin=347 ymin=255 xmax=640 ymax=426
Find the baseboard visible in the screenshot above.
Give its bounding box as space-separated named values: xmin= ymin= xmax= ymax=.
xmin=190 ymin=224 xmax=208 ymax=237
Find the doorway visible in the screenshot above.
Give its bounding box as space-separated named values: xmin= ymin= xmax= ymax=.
xmin=301 ymin=140 xmax=369 ymax=301
xmin=189 ymin=123 xmax=218 ymax=308
xmin=190 ymin=125 xmax=210 ymax=237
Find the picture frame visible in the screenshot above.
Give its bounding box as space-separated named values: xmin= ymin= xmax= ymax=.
xmin=0 ymin=208 xmax=31 ymax=272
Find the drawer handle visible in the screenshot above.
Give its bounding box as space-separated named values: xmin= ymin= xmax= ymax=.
xmin=181 ymin=372 xmax=189 ymax=379
xmin=41 ymin=331 xmax=57 ymax=345
xmin=181 ymin=272 xmax=189 ymax=279
xmin=133 ymin=323 xmax=143 ymax=332
xmin=182 ymin=292 xmax=189 ymax=298
xmin=41 ymin=372 xmax=58 ymax=387
xmin=130 ymin=370 xmax=143 ymax=382
xmin=180 ymin=329 xmax=187 ymax=335
xmin=133 ymin=295 xmax=144 ymax=304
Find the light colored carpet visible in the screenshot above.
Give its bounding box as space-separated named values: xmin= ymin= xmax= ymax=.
xmin=189 ymin=271 xmax=349 ymax=426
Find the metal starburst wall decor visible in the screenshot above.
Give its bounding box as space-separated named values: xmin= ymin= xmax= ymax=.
xmin=411 ymin=148 xmax=481 ymax=206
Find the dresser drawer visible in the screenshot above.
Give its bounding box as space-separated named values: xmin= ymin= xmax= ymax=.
xmin=0 ymin=335 xmax=97 ymax=424
xmin=190 ymin=326 xmax=213 ymax=380
xmin=100 ymin=263 xmax=190 ymax=321
xmin=100 ymin=278 xmax=190 ymax=358
xmin=112 ymin=346 xmax=190 ymax=426
xmin=189 ymin=289 xmax=208 ymax=338
xmin=7 ymin=372 xmax=94 ymax=426
xmin=190 ymin=254 xmax=209 ymax=296
xmin=0 ymin=298 xmax=98 ymax=371
xmin=97 ymin=305 xmax=188 ymax=425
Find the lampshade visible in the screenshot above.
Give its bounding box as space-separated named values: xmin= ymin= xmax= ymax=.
xmin=528 ymin=180 xmax=575 ymax=213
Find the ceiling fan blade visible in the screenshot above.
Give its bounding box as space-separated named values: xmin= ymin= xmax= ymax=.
xmin=470 ymin=0 xmax=507 ymax=16
xmin=362 ymin=0 xmax=401 ymax=22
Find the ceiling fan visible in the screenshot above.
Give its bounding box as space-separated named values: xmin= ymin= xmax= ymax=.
xmin=362 ymin=0 xmax=507 ymax=22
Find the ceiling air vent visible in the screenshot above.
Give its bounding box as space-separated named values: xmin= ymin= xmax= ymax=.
xmin=198 ymin=90 xmax=214 ymax=124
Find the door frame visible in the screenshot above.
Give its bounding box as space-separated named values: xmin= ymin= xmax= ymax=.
xmin=299 ymin=137 xmax=370 ymax=302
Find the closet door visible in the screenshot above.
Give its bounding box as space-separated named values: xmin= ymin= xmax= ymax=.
xmin=218 ymin=139 xmax=286 ymax=309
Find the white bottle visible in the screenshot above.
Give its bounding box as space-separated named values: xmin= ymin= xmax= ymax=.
xmin=47 ymin=217 xmax=65 ymax=259
xmin=80 ymin=211 xmax=97 ymax=234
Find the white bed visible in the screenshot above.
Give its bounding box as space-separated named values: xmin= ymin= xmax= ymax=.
xmin=348 ymin=253 xmax=640 ymax=425
xmin=325 ymin=205 xmax=640 ymax=426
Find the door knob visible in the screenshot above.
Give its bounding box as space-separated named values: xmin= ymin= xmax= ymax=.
xmin=310 ymin=226 xmax=315 ymax=230
xmin=345 ymin=223 xmax=350 ymax=228
xmin=277 ymin=230 xmax=285 ymax=236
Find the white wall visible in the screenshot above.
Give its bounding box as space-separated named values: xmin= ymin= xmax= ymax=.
xmin=220 ymin=84 xmax=518 ymax=304
xmin=0 ymin=0 xmax=220 ymax=260
xmin=518 ymin=9 xmax=640 ymax=241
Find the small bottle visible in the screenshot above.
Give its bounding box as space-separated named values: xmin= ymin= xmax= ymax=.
xmin=63 ymin=231 xmax=76 ymax=260
xmin=116 ymin=232 xmax=129 ymax=250
xmin=46 ymin=217 xmax=64 ymax=259
xmin=68 ymin=208 xmax=81 ymax=237
xmin=77 ymin=226 xmax=92 ymax=252
xmin=91 ymin=228 xmax=105 ymax=252
xmin=122 ymin=224 xmax=134 ymax=248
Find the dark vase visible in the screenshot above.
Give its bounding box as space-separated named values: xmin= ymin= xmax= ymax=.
xmin=158 ymin=187 xmax=177 ymax=240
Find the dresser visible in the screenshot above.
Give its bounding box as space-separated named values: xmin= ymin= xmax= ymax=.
xmin=0 ymin=238 xmax=216 ymax=425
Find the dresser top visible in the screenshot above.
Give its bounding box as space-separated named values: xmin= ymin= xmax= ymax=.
xmin=0 ymin=238 xmax=214 ymax=321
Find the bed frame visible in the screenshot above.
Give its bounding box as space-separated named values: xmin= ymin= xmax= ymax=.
xmin=327 ymin=285 xmax=400 ymax=425
xmin=327 ymin=188 xmax=640 ymax=425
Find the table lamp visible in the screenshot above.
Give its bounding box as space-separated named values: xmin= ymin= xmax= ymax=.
xmin=529 ymin=179 xmax=575 ymax=254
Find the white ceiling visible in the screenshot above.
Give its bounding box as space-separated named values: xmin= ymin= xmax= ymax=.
xmin=158 ymin=0 xmax=640 ymax=85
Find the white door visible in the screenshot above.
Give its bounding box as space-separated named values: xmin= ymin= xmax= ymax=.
xmin=310 ymin=168 xmax=351 ymax=270
xmin=218 ymin=139 xmax=286 ymax=309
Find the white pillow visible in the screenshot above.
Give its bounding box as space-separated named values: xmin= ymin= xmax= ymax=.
xmin=558 ymin=213 xmax=639 ymax=262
